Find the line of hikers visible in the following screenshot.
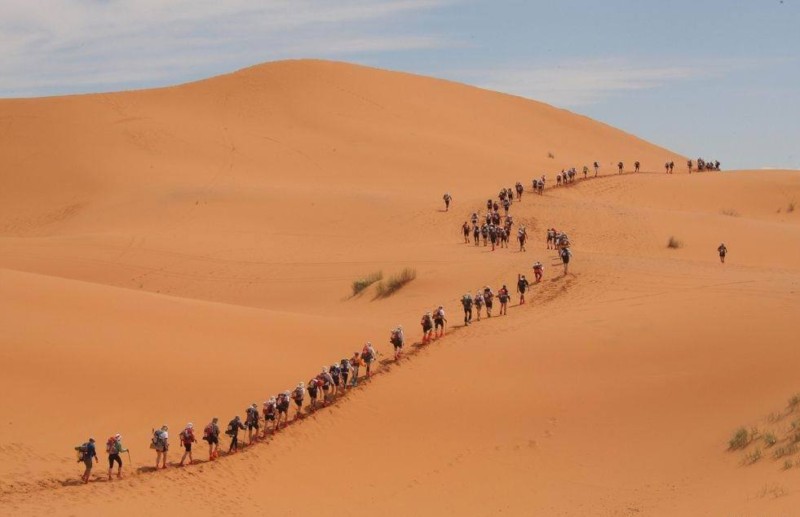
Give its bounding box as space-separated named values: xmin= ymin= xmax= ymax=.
xmin=689 ymin=158 xmax=721 ymax=172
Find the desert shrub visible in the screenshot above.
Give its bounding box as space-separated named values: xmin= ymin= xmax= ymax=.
xmin=743 ymin=448 xmax=762 ymax=465
xmin=764 ymin=433 xmax=778 ymax=447
xmin=667 ymin=236 xmax=683 ymax=249
xmin=784 ymin=460 xmax=793 ymax=470
xmin=375 ymin=268 xmax=417 ymax=298
xmin=351 ymin=271 xmax=383 ymax=296
xmin=788 ymin=394 xmax=800 ymax=411
xmin=547 ymin=152 xmax=555 ymax=159
xmin=773 ymin=445 xmax=797 ymax=459
xmin=729 ymin=427 xmax=750 ymax=450
xmin=721 ymin=209 xmax=740 ymax=217
xmin=788 ymin=201 xmax=796 ymax=213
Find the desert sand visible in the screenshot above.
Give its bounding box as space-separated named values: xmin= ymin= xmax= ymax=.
xmin=1 ymin=60 xmax=799 ymax=516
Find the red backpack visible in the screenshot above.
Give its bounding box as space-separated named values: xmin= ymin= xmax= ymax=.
xmin=203 ymin=423 xmax=214 ymax=439
xmin=105 ymin=436 xmax=116 ymax=454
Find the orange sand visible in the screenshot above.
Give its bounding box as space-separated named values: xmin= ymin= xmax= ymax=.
xmin=1 ymin=60 xmax=799 ymax=516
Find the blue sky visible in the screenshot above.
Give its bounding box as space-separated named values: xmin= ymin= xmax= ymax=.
xmin=1 ymin=0 xmax=797 ymax=169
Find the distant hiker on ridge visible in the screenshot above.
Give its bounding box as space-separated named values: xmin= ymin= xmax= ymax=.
xmin=443 ymin=192 xmax=452 ymax=211
xmin=718 ymin=243 xmax=728 ymax=264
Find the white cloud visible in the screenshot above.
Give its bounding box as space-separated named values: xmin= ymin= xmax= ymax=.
xmin=455 ymin=58 xmax=725 ymax=107
xmin=0 ymin=0 xmax=456 ymax=96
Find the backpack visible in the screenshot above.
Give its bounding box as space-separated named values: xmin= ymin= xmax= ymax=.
xmin=106 ymin=436 xmax=117 ymax=454
xmin=293 ymin=387 xmax=304 ymax=400
xmin=203 ymin=423 xmax=215 ymax=440
xmin=434 ymin=308 xmax=444 ymax=319
xmin=340 ymin=359 xmax=351 ymax=372
xmin=76 ymin=443 xmax=89 ymax=462
xmin=361 ymin=348 xmax=374 ymax=361
xmin=390 ymin=331 xmax=402 ymax=346
xmin=225 ymin=421 xmax=236 ymax=436
xmin=179 ymin=429 xmax=191 ymax=444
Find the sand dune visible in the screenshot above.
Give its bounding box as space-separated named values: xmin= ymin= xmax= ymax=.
xmin=1 ymin=60 xmax=799 ymax=515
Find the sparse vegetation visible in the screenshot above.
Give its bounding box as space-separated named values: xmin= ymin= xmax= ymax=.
xmin=784 ymin=460 xmax=793 ymax=470
xmin=667 ymin=236 xmax=683 ymax=249
xmin=773 ymin=444 xmax=797 ymax=459
xmin=375 ymin=267 xmax=417 ymax=299
xmin=743 ymin=448 xmax=762 ymax=465
xmin=351 ymin=271 xmax=383 ymax=296
xmin=788 ymin=394 xmax=800 ymax=411
xmin=788 ymin=201 xmax=796 ymax=213
xmin=764 ymin=433 xmax=778 ymax=447
xmin=721 ymin=209 xmax=740 ymax=217
xmin=729 ymin=427 xmax=750 ymax=450
xmin=547 ymin=151 xmax=555 ymax=159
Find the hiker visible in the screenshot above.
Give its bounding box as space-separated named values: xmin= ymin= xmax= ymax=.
xmin=276 ymin=391 xmax=291 ymax=428
xmin=473 ymin=223 xmax=480 ymax=246
xmin=106 ymin=434 xmax=127 ymax=480
xmin=634 ymin=161 xmax=640 ymax=173
xmin=340 ymin=358 xmax=351 ymax=388
xmin=461 ymin=292 xmax=473 ymax=326
xmin=433 ymin=305 xmax=447 ymax=338
xmin=202 ymin=417 xmax=220 ymax=460
xmin=474 ymin=290 xmax=484 ymax=321
xmin=593 ymin=161 xmax=599 ymax=176
xmin=582 ymin=165 xmax=589 ymax=178
xmin=546 ymin=228 xmax=555 ymax=250
xmin=489 ymin=224 xmax=497 ymax=251
xmin=664 ymin=161 xmax=670 ymax=174
xmin=329 ymin=362 xmax=341 ymax=396
xmin=462 ymin=222 xmax=470 ymax=243
xmin=245 ymin=403 xmax=260 ymax=443
xmin=226 ymin=416 xmax=245 ymax=452
xmin=515 ymin=181 xmax=524 ymax=200
xmin=152 ymin=425 xmax=169 ymax=469
xmin=471 ymin=212 xmax=479 ymax=226
xmin=319 ymin=367 xmax=334 ymax=404
xmin=480 ymin=223 xmax=488 ymax=246
xmin=669 ymin=161 xmax=675 ymax=174
xmin=77 ymin=437 xmax=98 ymax=484
xmin=390 ymin=326 xmax=405 ymax=360
xmin=443 ymin=193 xmax=452 ymax=211
xmin=498 ymin=285 xmax=510 ymax=315
xmin=518 ymin=226 xmax=527 ymax=252
xmin=421 ymin=312 xmax=434 ymax=343
xmin=350 ymin=351 xmax=363 ymax=387
xmin=687 ymin=159 xmax=693 ymax=173
xmin=533 ymin=261 xmax=544 ymax=283
xmin=560 ymin=247 xmax=572 ymax=275
xmin=262 ymin=397 xmax=277 ymax=436
xmin=517 ymin=274 xmax=530 ymax=305
xmin=361 ymin=342 xmax=377 ymax=377
xmin=483 ymin=286 xmax=494 ymax=317
xmin=178 ymin=423 xmax=196 ymax=466
xmin=292 ymin=383 xmax=305 ymax=419
xmin=718 ymin=243 xmax=728 ymax=263
xmin=617 ymin=161 xmax=623 ymax=174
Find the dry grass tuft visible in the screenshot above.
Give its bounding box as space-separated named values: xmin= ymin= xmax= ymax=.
xmin=375 ymin=268 xmax=417 ymax=299
xmin=351 ymin=271 xmax=383 ymax=296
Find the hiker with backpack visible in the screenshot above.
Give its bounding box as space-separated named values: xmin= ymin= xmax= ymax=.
xmin=461 ymin=293 xmax=473 ymax=326
xmin=276 ymin=391 xmax=291 ymax=428
xmin=462 ymin=222 xmax=470 ymax=243
xmin=583 ymin=165 xmax=589 ymax=178
xmin=106 ymin=434 xmax=127 ymax=480
xmin=593 ymin=161 xmax=599 ymax=176
xmin=498 ymin=285 xmax=510 ymax=315
xmin=517 ymin=275 xmax=530 ymax=305
xmin=474 ymin=290 xmax=484 ymax=321
xmin=634 ymin=161 xmax=640 ymax=173
xmin=560 ymin=247 xmax=572 ymax=275
xmin=533 ymin=261 xmax=544 ymax=283
xmin=76 ymin=437 xmax=98 ymax=484
xmin=443 ymin=192 xmax=452 ymax=211
xmin=618 ymin=161 xmax=624 ymax=174
xmin=202 ymin=417 xmax=220 ymax=460
xmin=152 ymin=425 xmax=169 ymax=469
xmin=262 ymin=397 xmax=277 ymax=436
xmin=518 ymin=226 xmax=527 ymax=252
xmin=245 ymin=403 xmax=260 ymax=444
xmin=292 ymin=383 xmax=305 ymax=419
xmin=330 ymin=362 xmax=342 ymax=396
xmin=433 ymin=306 xmax=447 ymax=338
xmin=340 ymin=358 xmax=351 ymax=387
xmin=361 ymin=342 xmax=377 ymax=377
xmin=350 ymin=351 xmax=363 ymax=387
xmin=718 ymin=243 xmax=728 ymax=263
xmin=226 ymin=416 xmax=246 ymax=453
xmin=307 ymin=377 xmax=321 ymax=409
xmin=421 ymin=312 xmax=434 ymax=343
xmin=390 ymin=326 xmax=405 ymax=360
xmin=319 ymin=367 xmax=334 ymax=404
xmin=483 ymin=286 xmax=494 ymax=317
xmin=178 ymin=423 xmax=196 ymax=466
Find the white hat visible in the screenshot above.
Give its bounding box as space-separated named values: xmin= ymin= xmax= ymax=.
xmin=187 ymin=423 xmax=193 ymax=429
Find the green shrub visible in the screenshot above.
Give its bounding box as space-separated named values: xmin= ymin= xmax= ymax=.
xmin=351 ymin=271 xmax=383 ymax=296
xmin=729 ymin=427 xmax=749 ymax=450
xmin=375 ymin=268 xmax=417 ymax=299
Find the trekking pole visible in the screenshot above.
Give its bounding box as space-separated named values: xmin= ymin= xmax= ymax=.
xmin=127 ymin=449 xmax=132 ymax=467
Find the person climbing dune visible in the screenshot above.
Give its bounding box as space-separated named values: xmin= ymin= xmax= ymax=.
xmin=106 ymin=433 xmax=127 ymax=480
xmin=202 ymin=417 xmax=220 ymax=460
xmin=77 ymin=437 xmax=98 ymax=484
xmin=178 ymin=423 xmax=196 ymax=466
